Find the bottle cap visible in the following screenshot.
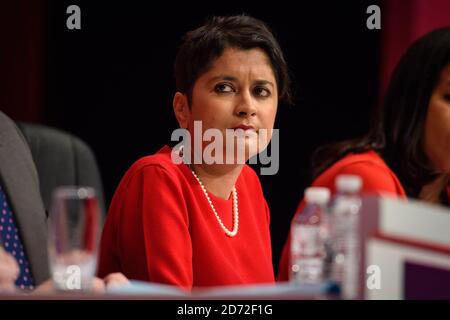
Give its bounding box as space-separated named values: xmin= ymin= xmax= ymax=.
xmin=335 ymin=174 xmax=362 ymax=193
xmin=304 ymin=187 xmax=330 ymax=204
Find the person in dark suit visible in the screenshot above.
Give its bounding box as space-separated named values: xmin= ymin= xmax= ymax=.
xmin=0 ymin=110 xmax=127 ymax=293
xmin=0 ymin=110 xmax=50 ymax=290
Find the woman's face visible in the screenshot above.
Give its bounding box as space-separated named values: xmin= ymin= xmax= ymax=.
xmin=423 ymin=63 xmax=450 ymax=174
xmin=186 ymin=47 xmax=278 ymax=163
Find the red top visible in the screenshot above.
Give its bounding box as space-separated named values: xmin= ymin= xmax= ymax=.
xmin=98 ymin=146 xmax=274 ymax=289
xmin=277 ymin=150 xmax=408 ymax=281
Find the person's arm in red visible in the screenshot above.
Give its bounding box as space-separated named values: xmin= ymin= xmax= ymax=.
xmin=100 ymin=164 xmax=193 ymax=289
xmin=338 ymin=161 xmax=407 ymax=198
xmin=276 ymin=160 xmax=406 ymax=281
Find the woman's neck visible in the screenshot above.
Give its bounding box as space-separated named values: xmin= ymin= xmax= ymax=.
xmin=418 ymin=174 xmax=449 ymax=204
xmin=190 ymin=163 xmax=244 ymax=200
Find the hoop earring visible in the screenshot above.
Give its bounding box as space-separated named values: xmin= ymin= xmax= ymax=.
xmin=177 ymin=145 xmax=184 ymax=158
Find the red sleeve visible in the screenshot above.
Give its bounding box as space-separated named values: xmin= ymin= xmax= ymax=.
xmin=338 ymin=162 xmax=406 ymax=197
xmin=277 ymin=160 xmax=405 ymax=282
xmin=277 ymin=234 xmax=291 ymax=281
xmin=115 ymin=164 xmax=193 ymax=289
xmin=277 ymin=199 xmax=305 ymax=282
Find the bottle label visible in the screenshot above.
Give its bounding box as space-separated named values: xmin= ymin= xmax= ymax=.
xmin=292 ymin=257 xmax=323 ymax=283
xmin=292 ymin=225 xmax=321 ymax=256
xmin=291 ymin=224 xmax=325 ymax=283
xmin=329 ymin=195 xmax=361 ymax=298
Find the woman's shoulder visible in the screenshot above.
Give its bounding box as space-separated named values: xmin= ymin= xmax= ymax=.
xmin=131 ymin=145 xmax=175 ymax=168
xmin=314 ymin=150 xmax=406 ymax=197
xmin=240 ymin=164 xmax=263 ymax=185
xmin=123 ymin=145 xmax=185 ymax=183
xmin=236 ymin=165 xmax=267 ymax=199
xmin=333 ymin=150 xmax=386 ymax=167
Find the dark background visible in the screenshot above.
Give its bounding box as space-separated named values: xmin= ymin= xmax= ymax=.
xmin=3 ymin=0 xmax=434 ymax=274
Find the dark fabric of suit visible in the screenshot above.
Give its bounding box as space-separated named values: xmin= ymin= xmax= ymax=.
xmin=0 ymin=111 xmax=49 ymax=285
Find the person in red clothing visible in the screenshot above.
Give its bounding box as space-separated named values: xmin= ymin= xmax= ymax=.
xmin=98 ymin=15 xmax=292 ymax=289
xmin=278 ymin=27 xmax=450 ymax=281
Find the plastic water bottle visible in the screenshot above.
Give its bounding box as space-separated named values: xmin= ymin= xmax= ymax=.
xmin=330 ymin=174 xmax=362 ymax=299
xmin=290 ymin=187 xmax=330 ymax=284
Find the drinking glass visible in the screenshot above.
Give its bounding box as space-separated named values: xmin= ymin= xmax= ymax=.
xmin=48 ymin=186 xmax=101 ymax=291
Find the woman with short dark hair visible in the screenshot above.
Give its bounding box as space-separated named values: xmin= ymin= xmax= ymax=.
xmin=98 ymin=15 xmax=291 ymax=289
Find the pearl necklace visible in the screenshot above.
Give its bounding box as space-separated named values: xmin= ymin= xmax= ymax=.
xmin=190 ymin=168 xmax=239 ymax=237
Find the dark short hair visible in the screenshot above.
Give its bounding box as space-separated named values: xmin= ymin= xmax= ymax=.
xmin=312 ymin=27 xmax=450 ymax=198
xmin=174 ymin=15 xmax=292 ymax=105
